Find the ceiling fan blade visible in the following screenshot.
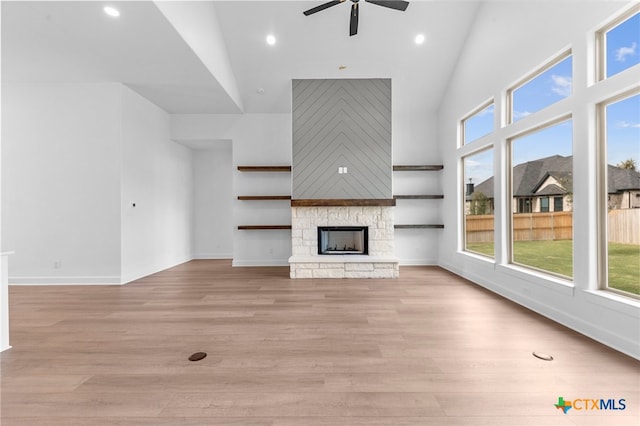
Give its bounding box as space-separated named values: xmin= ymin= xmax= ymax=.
xmin=349 ymin=2 xmax=359 ymax=36
xmin=365 ymin=0 xmax=409 ymax=12
xmin=303 ymin=0 xmax=344 ymax=16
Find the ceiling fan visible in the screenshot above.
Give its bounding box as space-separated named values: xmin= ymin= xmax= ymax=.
xmin=303 ymin=0 xmax=410 ymax=36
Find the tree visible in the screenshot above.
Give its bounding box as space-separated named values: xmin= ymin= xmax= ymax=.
xmin=556 ymin=175 xmax=574 ymax=212
xmin=617 ymin=158 xmax=637 ymax=171
xmin=469 ymin=191 xmax=490 ymax=215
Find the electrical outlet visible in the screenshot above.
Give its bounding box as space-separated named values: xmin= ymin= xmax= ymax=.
xmin=53 ymin=261 xmax=61 ymax=269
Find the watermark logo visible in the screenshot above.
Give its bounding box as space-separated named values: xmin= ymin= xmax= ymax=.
xmin=554 ymin=396 xmax=626 ymax=414
xmin=555 ymin=397 xmax=572 ymax=414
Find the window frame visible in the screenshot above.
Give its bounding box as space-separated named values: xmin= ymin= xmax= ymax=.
xmin=460 ymin=99 xmax=495 ymax=147
xmin=595 ymin=4 xmax=640 ymax=82
xmin=507 ymin=115 xmax=574 ymax=280
xmin=506 ymin=49 xmax=573 ymax=124
xmin=455 ymin=4 xmax=640 ymax=303
xmin=596 ymin=88 xmax=640 ymax=299
xmin=518 ymin=198 xmax=533 ymax=213
xmin=554 ymin=196 xmax=563 ymax=212
xmin=462 ymin=147 xmax=495 ymax=259
xmin=540 ymin=197 xmax=550 ymax=213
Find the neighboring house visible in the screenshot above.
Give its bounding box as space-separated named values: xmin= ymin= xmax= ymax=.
xmin=607 ymin=164 xmax=640 ymax=210
xmin=466 ymin=155 xmax=640 ymax=214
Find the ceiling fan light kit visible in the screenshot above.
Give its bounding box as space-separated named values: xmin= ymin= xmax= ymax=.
xmin=303 ymin=0 xmax=409 ymax=37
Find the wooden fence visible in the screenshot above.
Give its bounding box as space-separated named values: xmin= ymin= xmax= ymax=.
xmin=512 ymin=212 xmax=573 ymax=241
xmin=608 ymin=209 xmax=640 ymax=245
xmin=465 ymin=209 xmax=639 ymax=244
xmin=465 ymin=214 xmax=495 ymax=243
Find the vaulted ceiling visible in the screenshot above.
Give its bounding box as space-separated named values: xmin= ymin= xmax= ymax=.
xmin=2 ymin=1 xmax=481 ymax=114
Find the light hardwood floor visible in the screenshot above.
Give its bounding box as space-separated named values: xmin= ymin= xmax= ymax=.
xmin=1 ymin=260 xmax=638 ymax=425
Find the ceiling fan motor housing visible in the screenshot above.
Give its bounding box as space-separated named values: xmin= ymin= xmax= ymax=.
xmin=303 ymin=0 xmax=409 ymax=37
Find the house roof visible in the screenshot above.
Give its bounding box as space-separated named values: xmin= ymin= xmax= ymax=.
xmin=469 ymin=155 xmax=640 ymax=200
xmin=534 ymin=184 xmax=566 ymax=196
xmin=608 ymin=165 xmax=640 ymax=193
xmin=531 ymin=171 xmax=573 ymax=194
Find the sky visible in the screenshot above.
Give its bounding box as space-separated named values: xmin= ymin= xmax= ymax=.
xmin=464 ymin=11 xmax=639 ymax=186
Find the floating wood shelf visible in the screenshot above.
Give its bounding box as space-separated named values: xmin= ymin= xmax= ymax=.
xmin=393 ymin=165 xmax=443 ymax=171
xmin=237 ymin=166 xmax=291 ymax=172
xmin=237 ymin=196 xmax=292 ymax=201
xmin=237 ymin=225 xmax=292 ymax=230
xmin=394 ymin=195 xmax=444 ymax=200
xmin=291 ymin=199 xmax=396 ymax=207
xmin=394 ymin=224 xmax=444 ymax=229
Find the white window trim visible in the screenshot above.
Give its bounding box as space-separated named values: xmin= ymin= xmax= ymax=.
xmin=506 ymin=48 xmax=572 ymax=124
xmin=596 ymin=88 xmax=640 ymax=300
xmin=595 ymin=4 xmax=640 ymax=82
xmin=507 ymin=114 xmax=574 ymax=280
xmin=460 ymin=98 xmax=495 ymax=147
xmin=462 ymin=147 xmax=495 ymax=258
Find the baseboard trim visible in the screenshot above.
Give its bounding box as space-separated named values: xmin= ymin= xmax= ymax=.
xmin=121 ymin=257 xmax=192 ymax=284
xmin=192 ymin=253 xmax=233 ymax=260
xmin=399 ymin=258 xmax=438 ymax=266
xmin=232 ymin=259 xmax=290 ymax=267
xmin=9 ymin=276 xmax=122 ymax=285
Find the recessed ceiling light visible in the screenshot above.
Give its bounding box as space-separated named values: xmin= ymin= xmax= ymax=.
xmin=104 ymin=6 xmax=120 ymax=17
xmin=266 ymin=34 xmax=276 ymax=46
xmin=415 ymin=34 xmax=425 ymax=45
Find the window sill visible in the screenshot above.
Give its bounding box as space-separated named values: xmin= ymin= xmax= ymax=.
xmin=583 ymin=289 xmax=640 ymax=317
xmin=458 ymin=249 xmax=495 ymax=264
xmin=496 ymin=263 xmax=575 ymax=296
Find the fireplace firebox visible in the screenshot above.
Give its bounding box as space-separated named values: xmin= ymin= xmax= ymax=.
xmin=317 ymin=226 xmax=368 ymax=255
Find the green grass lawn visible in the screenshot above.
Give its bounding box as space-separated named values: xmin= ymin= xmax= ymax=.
xmin=608 ymin=243 xmax=640 ymax=295
xmin=465 ymin=240 xmax=639 ymax=296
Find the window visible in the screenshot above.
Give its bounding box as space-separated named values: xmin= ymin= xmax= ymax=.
xmin=554 ymin=196 xmax=563 ymax=212
xmin=518 ymin=198 xmax=533 ymax=213
xmin=540 ymin=197 xmax=549 ymax=212
xmin=510 ymin=118 xmax=573 ymax=279
xmin=462 ymin=101 xmax=494 ymax=145
xmin=509 ymin=52 xmax=572 ymax=123
xmin=597 ymin=7 xmax=640 ymax=80
xmin=598 ymin=91 xmax=640 ymax=297
xmin=463 ymin=149 xmax=494 ymax=258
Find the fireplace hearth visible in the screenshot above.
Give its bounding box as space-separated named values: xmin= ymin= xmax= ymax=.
xmin=289 ymin=206 xmax=398 ymax=278
xmin=318 ymin=226 xmax=368 ymax=255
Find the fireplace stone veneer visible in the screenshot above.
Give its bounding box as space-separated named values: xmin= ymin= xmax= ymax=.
xmin=289 ymin=206 xmax=399 ymax=278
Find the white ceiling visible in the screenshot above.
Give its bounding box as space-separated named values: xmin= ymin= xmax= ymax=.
xmin=2 ymin=1 xmax=481 ymax=114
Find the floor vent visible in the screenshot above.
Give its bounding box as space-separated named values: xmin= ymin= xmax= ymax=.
xmin=188 ymin=352 xmax=207 ymax=362
xmin=532 ymin=351 xmax=553 ymax=361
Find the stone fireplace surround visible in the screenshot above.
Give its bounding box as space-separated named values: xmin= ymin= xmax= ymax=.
xmin=289 ymin=204 xmax=399 ymax=279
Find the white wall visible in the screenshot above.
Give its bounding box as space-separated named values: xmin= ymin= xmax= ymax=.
xmin=1 ymin=83 xmax=122 ymax=283
xmin=192 ymin=142 xmax=233 ymax=259
xmin=121 ymin=86 xmax=193 ymax=283
xmin=2 ymin=83 xmax=195 ymax=285
xmin=438 ymin=1 xmax=639 ymax=358
xmin=171 ymin=113 xmax=293 ymax=266
xmin=231 ymin=114 xmax=293 ymax=266
xmin=393 ymin=104 xmax=441 ymax=265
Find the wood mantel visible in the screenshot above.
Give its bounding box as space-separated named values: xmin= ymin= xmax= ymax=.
xmin=291 ymin=199 xmax=396 ymax=207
